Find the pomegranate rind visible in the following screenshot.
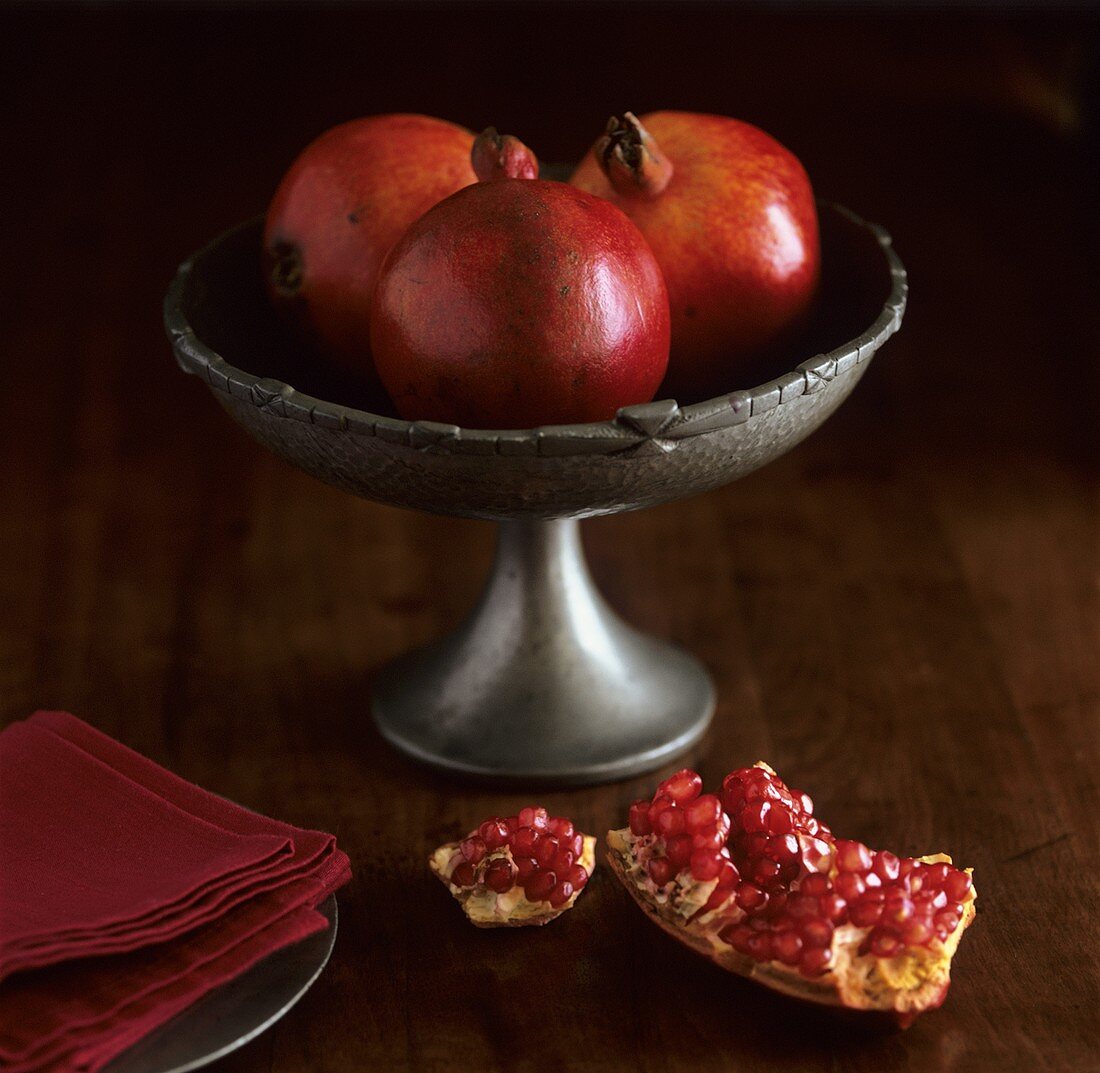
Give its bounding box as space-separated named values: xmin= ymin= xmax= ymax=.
xmin=430 ymin=834 xmax=596 ymax=928
xmin=607 ymin=829 xmax=975 ymax=1025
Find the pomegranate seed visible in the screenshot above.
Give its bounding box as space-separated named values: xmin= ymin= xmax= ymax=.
xmin=789 ymin=894 xmax=822 ymax=920
xmin=647 ymin=794 xmax=674 ymax=828
xmin=834 ymin=872 xmax=865 ymax=900
xmin=750 ymin=857 xmax=781 ymax=884
xmin=566 ymin=864 xmax=589 ymax=888
xmin=800 ymin=874 xmax=831 ymax=898
xmin=869 ymin=929 xmax=903 ymax=958
xmin=792 ymin=789 xmax=814 ymax=815
xmin=935 ymin=909 xmax=961 ymax=934
xmin=684 ymin=794 xmax=723 ymax=831
xmin=451 ymin=862 xmax=477 ymax=887
xmin=534 ymin=836 xmax=560 ymax=867
xmin=654 ymin=807 xmax=687 ymax=837
xmin=742 ymin=832 xmax=770 ymax=858
xmin=922 ymin=862 xmax=950 ymax=887
xmin=563 ymin=832 xmax=584 ymax=857
xmin=883 ymin=895 xmax=915 ymax=925
xmin=803 ymin=817 xmax=821 ymax=837
xmin=772 ymin=930 xmax=804 ymax=965
xmin=666 ymin=833 xmax=693 ymax=871
xmin=898 ymin=858 xmax=917 ymax=878
xmin=799 ymin=946 xmax=833 ymax=976
xmin=902 ymin=919 xmax=932 ymax=946
xmin=799 ymin=918 xmax=834 ymax=948
xmin=721 ymin=923 xmax=755 ymax=955
xmin=479 ymin=818 xmax=511 ymax=850
xmin=518 ymin=806 xmax=550 ymax=831
xmin=745 ymin=932 xmax=773 ymax=962
xmin=765 ymin=834 xmax=800 ymax=863
xmin=873 ymin=850 xmax=901 ymax=882
xmin=819 ymin=893 xmax=848 ymax=923
xmin=765 ymin=807 xmax=795 ymax=835
xmin=835 ymin=840 xmax=873 ymax=873
xmin=692 ymin=825 xmax=726 ymax=851
xmin=628 ymin=800 xmax=653 ymax=836
xmin=742 ymin=799 xmax=772 ymax=833
xmin=944 ymin=869 xmax=972 ymax=902
xmin=525 ymin=869 xmax=557 ymax=901
xmin=548 ymin=816 xmax=574 ymax=839
xmin=510 ymin=826 xmax=540 ymax=857
xmin=514 ymin=856 xmax=538 ymax=883
xmin=548 ymin=880 xmax=575 ymax=907
xmin=648 ymin=858 xmax=675 ymax=887
xmin=690 ymin=850 xmax=724 ymax=881
xmin=485 ymin=859 xmax=516 ymax=893
xmin=863 ymin=871 xmax=883 ymax=890
xmin=736 ymin=882 xmax=768 ymax=912
xmin=716 ymin=860 xmax=740 ymax=888
xmin=660 ymin=769 xmax=703 ymax=804
xmin=459 ymin=836 xmax=487 ymax=864
xmin=552 ymin=846 xmax=576 ymax=873
xmin=849 ymin=899 xmax=884 ymax=927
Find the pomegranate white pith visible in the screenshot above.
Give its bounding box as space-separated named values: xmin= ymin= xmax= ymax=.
xmin=431 ymin=807 xmax=596 ymax=927
xmin=607 ymin=763 xmax=976 ymax=1025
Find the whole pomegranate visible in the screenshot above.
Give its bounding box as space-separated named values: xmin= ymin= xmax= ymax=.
xmin=430 ymin=807 xmax=596 ymax=927
xmin=370 ymin=173 xmax=671 ymax=428
xmin=609 ymin=763 xmax=976 ymax=1026
xmin=571 ymin=111 xmax=820 ymax=401
xmin=263 ymin=113 xmax=479 ymax=381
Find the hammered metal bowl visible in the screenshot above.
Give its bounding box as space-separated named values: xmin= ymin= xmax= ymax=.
xmin=165 ymin=202 xmax=906 ymax=784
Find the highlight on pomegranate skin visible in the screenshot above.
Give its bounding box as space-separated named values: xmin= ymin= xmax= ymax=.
xmin=608 ymin=763 xmax=976 ymax=1026
xmin=430 ymin=808 xmax=596 ymax=927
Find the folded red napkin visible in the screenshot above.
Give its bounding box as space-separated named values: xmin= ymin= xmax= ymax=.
xmin=0 ymin=711 xmax=351 ymax=1073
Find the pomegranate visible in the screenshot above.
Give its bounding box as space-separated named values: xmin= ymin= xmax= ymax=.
xmin=608 ymin=763 xmax=976 ymax=1026
xmin=263 ymin=113 xmax=480 ymax=381
xmin=370 ymin=173 xmax=671 ymax=428
xmin=430 ymin=807 xmax=596 ymax=927
xmin=571 ymin=111 xmax=820 ymax=402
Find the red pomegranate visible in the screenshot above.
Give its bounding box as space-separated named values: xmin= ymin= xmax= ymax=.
xmin=609 ymin=763 xmax=976 ymax=1026
xmin=263 ymin=113 xmax=479 ymax=381
xmin=370 ymin=174 xmax=671 ymax=428
xmin=430 ymin=807 xmax=595 ymax=926
xmin=571 ymin=111 xmax=820 ymax=401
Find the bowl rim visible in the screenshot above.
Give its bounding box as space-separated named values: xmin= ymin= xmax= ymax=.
xmin=164 ymin=201 xmax=907 ymax=458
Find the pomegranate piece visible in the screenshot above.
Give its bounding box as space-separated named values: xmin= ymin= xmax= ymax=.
xmin=607 ymin=763 xmax=976 ymax=1025
xmin=430 ymin=809 xmax=595 ymax=927
xmin=370 ymin=175 xmax=670 ymax=428
xmin=264 ymin=113 xmax=483 ymax=385
xmin=571 ymin=111 xmax=820 ymax=402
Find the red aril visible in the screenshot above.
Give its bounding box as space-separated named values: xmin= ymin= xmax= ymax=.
xmin=607 ymin=761 xmax=976 ymax=1025
xmin=430 ymin=806 xmax=595 ymax=927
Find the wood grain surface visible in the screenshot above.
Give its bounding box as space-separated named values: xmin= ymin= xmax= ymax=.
xmin=1 ymin=6 xmax=1097 ymax=1072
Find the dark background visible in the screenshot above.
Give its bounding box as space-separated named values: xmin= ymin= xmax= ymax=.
xmin=2 ymin=4 xmax=1098 ymax=1073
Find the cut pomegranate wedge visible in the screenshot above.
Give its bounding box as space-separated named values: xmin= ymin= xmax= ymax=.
xmin=607 ymin=763 xmax=976 ymax=1026
xmin=431 ymin=807 xmax=596 ymax=927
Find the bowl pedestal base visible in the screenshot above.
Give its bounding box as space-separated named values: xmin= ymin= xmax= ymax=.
xmin=371 ymin=517 xmax=715 ymax=785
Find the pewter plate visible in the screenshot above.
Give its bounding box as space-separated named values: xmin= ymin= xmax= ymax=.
xmin=102 ymin=896 xmax=337 ymax=1073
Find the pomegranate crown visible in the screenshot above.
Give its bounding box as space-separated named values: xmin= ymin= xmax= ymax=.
xmin=471 ymin=127 xmax=539 ymax=182
xmin=595 ymin=111 xmax=674 ymax=199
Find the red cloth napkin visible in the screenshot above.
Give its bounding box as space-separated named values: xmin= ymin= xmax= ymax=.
xmin=0 ymin=712 xmax=351 ymax=1073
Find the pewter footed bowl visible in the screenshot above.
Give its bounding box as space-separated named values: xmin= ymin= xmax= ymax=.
xmin=165 ymin=203 xmax=906 ymax=785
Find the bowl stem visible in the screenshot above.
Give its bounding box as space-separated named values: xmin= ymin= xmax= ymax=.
xmin=371 ymin=517 xmax=715 ymax=785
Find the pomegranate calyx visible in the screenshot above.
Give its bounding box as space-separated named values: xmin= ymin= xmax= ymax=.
xmin=595 ymin=112 xmax=674 ymax=199
xmin=471 ymin=127 xmax=539 ymax=182
xmin=267 ymin=239 xmax=303 ymax=296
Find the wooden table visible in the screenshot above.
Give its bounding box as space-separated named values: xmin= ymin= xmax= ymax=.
xmin=2 ymin=6 xmax=1097 ymax=1071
